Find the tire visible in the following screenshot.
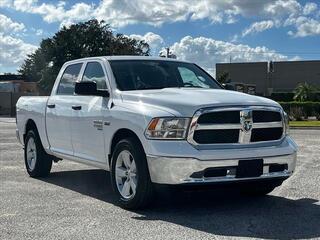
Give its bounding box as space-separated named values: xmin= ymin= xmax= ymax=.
xmin=24 ymin=130 xmax=52 ymax=178
xmin=110 ymin=137 xmax=154 ymax=209
xmin=240 ymin=181 xmax=281 ymax=196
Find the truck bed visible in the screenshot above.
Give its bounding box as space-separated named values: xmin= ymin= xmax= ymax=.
xmin=16 ymin=96 xmax=49 ymax=148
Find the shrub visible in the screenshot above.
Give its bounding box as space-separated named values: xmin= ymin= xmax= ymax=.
xmin=270 ymin=92 xmax=320 ymax=102
xmin=294 ymin=83 xmax=319 ymax=102
xmin=312 ymin=111 xmax=320 ymax=120
xmin=279 ymin=102 xmax=320 ymax=120
xmin=289 ymin=107 xmax=304 ymax=121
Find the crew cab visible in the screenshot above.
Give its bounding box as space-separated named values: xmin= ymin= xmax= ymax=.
xmin=16 ymin=56 xmax=297 ymax=209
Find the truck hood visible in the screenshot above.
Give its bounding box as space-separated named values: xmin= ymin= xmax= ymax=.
xmin=120 ymin=88 xmax=280 ymax=116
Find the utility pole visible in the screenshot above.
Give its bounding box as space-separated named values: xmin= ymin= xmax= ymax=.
xmin=166 ymin=47 xmax=170 ymax=58
xmin=159 ymin=47 xmax=176 ymax=59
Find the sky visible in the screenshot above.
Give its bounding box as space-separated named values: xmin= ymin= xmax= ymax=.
xmin=0 ymin=0 xmax=320 ymax=76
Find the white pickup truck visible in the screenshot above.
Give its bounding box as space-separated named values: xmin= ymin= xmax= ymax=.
xmin=16 ymin=56 xmax=297 ymax=209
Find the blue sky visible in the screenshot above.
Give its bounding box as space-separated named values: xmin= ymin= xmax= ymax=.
xmin=1 ymin=0 xmax=320 ymax=76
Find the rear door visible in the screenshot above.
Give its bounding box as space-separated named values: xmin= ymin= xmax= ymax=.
xmin=71 ymin=61 xmax=111 ymax=163
xmin=46 ymin=63 xmax=83 ymax=156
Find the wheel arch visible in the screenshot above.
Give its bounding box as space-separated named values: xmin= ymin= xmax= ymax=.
xmin=109 ymin=128 xmax=145 ymax=166
xmin=24 ymin=119 xmax=38 ymax=143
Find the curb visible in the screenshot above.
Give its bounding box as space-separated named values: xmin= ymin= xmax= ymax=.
xmin=290 ymin=126 xmax=320 ymax=130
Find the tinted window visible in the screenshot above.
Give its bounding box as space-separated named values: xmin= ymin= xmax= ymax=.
xmin=57 ymin=63 xmax=82 ymax=95
xmin=82 ymin=62 xmax=107 ymax=90
xmin=109 ymin=60 xmax=220 ymax=91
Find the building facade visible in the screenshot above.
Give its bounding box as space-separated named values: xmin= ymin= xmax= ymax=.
xmin=0 ymin=74 xmax=39 ymax=116
xmin=216 ymin=60 xmax=320 ymax=96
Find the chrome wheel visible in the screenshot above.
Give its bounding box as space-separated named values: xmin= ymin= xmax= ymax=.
xmin=115 ymin=150 xmax=137 ymax=199
xmin=26 ymin=137 xmax=37 ymax=171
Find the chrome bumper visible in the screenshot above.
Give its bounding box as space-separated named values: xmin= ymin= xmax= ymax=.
xmin=147 ymin=152 xmax=296 ymax=185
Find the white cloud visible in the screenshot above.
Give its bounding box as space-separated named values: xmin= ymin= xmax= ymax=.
xmin=0 ymin=0 xmax=12 ymax=7
xmin=129 ymin=32 xmax=164 ymax=55
xmin=0 ymin=33 xmax=37 ymax=71
xmin=93 ymin=0 xmax=302 ymax=27
xmin=242 ymin=20 xmax=274 ymax=37
xmin=168 ymin=36 xmax=288 ymax=76
xmin=264 ymin=0 xmax=301 ymax=17
xmin=303 ymin=2 xmax=318 ymax=15
xmin=3 ymin=0 xmax=304 ymax=28
xmin=287 ymin=16 xmax=320 ymax=37
xmin=4 ymin=0 xmax=319 ymax=40
xmin=11 ymin=0 xmax=95 ymax=27
xmin=35 ymin=29 xmax=43 ymax=36
xmin=94 ymin=0 xmax=191 ymax=27
xmin=30 ymin=27 xmax=45 ymax=36
xmin=58 ymin=3 xmax=95 ymax=27
xmin=7 ymin=0 xmax=319 ymax=38
xmin=0 ymin=14 xmax=25 ymax=33
xmin=13 ymin=0 xmax=35 ymax=11
xmin=240 ymin=1 xmax=320 ymax=38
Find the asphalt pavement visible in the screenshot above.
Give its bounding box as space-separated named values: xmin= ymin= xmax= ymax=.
xmin=0 ymin=118 xmax=319 ymax=240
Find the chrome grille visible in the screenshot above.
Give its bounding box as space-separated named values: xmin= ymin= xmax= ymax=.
xmin=194 ymin=129 xmax=240 ymax=144
xmin=187 ymin=107 xmax=284 ymax=145
xmin=197 ymin=111 xmax=240 ymax=124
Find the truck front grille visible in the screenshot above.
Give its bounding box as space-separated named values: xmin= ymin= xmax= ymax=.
xmin=251 ymin=127 xmax=283 ymax=142
xmin=188 ymin=107 xmax=284 ymax=145
xmin=197 ymin=111 xmax=240 ymax=124
xmin=193 ymin=129 xmax=240 ymax=144
xmin=252 ymin=110 xmax=282 ymax=123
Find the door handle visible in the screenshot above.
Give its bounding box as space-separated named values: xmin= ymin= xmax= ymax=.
xmin=72 ymin=105 xmax=82 ymax=110
xmin=47 ymin=104 xmax=55 ymax=108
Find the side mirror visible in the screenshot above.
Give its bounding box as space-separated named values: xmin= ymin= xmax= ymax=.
xmin=75 ymin=81 xmax=109 ymax=97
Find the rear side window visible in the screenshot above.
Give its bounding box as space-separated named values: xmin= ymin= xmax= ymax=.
xmin=56 ymin=63 xmax=82 ymax=95
xmin=82 ymin=62 xmax=107 ymax=90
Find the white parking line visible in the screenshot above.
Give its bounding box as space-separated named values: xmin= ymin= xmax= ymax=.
xmin=0 ymin=118 xmax=15 ymax=123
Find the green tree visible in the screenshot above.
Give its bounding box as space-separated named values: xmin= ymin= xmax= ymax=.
xmin=19 ymin=19 xmax=150 ymax=94
xmin=293 ymin=82 xmax=317 ymax=102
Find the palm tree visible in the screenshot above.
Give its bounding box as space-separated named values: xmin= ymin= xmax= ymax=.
xmin=293 ymin=82 xmax=316 ymax=102
xmin=216 ymin=71 xmax=230 ymax=84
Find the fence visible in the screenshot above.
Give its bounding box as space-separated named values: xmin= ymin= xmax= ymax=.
xmin=0 ymin=92 xmax=38 ymax=117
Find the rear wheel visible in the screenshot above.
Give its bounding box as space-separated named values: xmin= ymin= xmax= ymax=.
xmin=110 ymin=138 xmax=153 ymax=209
xmin=24 ymin=130 xmax=52 ymax=178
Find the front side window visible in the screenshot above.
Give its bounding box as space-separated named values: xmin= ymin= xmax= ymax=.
xmin=109 ymin=60 xmax=221 ymax=91
xmin=57 ymin=63 xmax=82 ymax=95
xmin=82 ymin=62 xmax=107 ymax=90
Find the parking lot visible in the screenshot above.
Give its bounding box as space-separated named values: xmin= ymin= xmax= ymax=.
xmin=0 ymin=118 xmax=319 ymax=240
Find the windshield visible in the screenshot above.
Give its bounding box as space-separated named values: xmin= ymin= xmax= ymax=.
xmin=109 ymin=60 xmax=221 ymax=91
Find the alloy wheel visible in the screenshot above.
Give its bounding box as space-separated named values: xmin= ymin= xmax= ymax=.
xmin=26 ymin=137 xmax=37 ymax=171
xmin=115 ymin=150 xmax=138 ymax=199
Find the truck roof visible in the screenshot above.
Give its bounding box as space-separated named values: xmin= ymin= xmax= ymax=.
xmin=64 ymin=56 xmax=189 ymax=65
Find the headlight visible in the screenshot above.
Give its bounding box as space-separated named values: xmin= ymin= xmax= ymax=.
xmin=283 ymin=111 xmax=289 ymax=135
xmin=145 ymin=117 xmax=190 ymax=140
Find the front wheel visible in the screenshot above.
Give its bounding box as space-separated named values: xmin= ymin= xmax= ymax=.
xmin=110 ymin=138 xmax=153 ymax=209
xmin=24 ymin=130 xmax=52 ymax=178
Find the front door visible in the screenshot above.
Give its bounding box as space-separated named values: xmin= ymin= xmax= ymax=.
xmin=71 ymin=61 xmax=111 ymax=164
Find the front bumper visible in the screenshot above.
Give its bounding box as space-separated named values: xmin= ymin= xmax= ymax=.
xmin=146 ymin=137 xmax=297 ymax=185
